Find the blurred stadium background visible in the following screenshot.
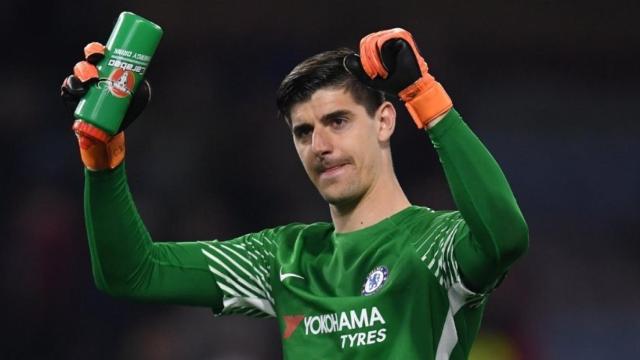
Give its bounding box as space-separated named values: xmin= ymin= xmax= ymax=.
xmin=1 ymin=0 xmax=638 ymax=358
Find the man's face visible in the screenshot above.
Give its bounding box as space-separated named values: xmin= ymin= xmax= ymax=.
xmin=290 ymin=87 xmax=388 ymax=207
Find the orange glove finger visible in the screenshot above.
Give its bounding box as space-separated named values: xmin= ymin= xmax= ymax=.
xmin=84 ymin=42 xmax=105 ymax=64
xmin=73 ymin=61 xmax=99 ymax=83
xmin=68 ymin=42 xmax=104 ymax=84
xmin=359 ymin=32 xmax=380 ymax=79
xmin=361 ymin=32 xmax=391 ymax=79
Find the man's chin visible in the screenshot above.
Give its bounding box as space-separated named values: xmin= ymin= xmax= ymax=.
xmin=320 ymin=190 xmax=361 ymax=210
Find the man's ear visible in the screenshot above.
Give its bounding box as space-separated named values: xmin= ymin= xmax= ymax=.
xmin=377 ymin=101 xmax=396 ymax=142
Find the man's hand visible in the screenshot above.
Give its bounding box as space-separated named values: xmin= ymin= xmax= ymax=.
xmin=344 ymin=28 xmax=452 ymax=129
xmin=61 ymin=42 xmax=151 ymax=170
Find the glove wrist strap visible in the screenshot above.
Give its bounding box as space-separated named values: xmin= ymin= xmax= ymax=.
xmin=73 ymin=120 xmax=111 ymax=143
xmin=73 ymin=120 xmax=125 ymax=170
xmin=78 ymin=132 xmax=126 ymax=171
xmin=399 ymin=77 xmax=453 ymax=129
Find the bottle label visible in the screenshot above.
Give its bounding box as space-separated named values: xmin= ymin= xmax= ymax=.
xmin=99 ymin=47 xmax=152 ymax=98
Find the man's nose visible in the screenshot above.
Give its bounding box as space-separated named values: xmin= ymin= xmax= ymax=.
xmin=311 ymin=128 xmax=332 ymax=155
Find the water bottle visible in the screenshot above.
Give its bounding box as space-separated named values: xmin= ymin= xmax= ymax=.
xmin=74 ymin=11 xmax=163 ymax=139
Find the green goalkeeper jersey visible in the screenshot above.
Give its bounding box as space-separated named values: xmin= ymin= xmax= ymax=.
xmin=82 ymin=109 xmax=528 ymax=359
xmin=203 ymin=207 xmax=486 ymax=359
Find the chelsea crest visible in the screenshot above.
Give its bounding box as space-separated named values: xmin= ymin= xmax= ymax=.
xmin=361 ymin=266 xmax=389 ymax=296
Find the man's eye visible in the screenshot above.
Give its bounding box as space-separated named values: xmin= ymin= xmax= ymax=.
xmin=294 ymin=126 xmax=312 ymax=139
xmin=332 ymin=118 xmax=346 ymax=127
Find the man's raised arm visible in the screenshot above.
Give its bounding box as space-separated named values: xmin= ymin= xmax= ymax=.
xmin=346 ymin=28 xmax=528 ymax=293
xmin=428 ymin=109 xmax=528 ymax=293
xmin=62 ymin=43 xmax=222 ymax=308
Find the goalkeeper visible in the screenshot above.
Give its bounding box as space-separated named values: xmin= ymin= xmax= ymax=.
xmin=61 ymin=28 xmax=528 ymax=359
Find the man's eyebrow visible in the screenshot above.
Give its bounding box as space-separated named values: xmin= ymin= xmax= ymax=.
xmin=291 ymin=109 xmax=355 ymax=134
xmin=319 ymin=109 xmax=354 ymax=123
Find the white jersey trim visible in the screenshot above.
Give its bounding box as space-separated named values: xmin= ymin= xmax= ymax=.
xmin=201 ymin=240 xmax=276 ymax=318
xmin=223 ymin=296 xmax=276 ymax=317
xmin=435 ymin=282 xmax=483 ymax=359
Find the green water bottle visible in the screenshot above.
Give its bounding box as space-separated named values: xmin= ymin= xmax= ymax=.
xmin=74 ymin=11 xmax=163 ymax=140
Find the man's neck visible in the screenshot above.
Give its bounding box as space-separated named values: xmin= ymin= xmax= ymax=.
xmin=329 ymin=174 xmax=411 ymax=233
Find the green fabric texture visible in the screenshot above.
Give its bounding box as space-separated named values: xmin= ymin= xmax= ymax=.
xmin=84 ymin=164 xmax=222 ymax=309
xmin=428 ymin=109 xmax=529 ymax=292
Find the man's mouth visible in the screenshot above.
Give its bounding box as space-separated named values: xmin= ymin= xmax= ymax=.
xmin=318 ymin=162 xmax=349 ymax=179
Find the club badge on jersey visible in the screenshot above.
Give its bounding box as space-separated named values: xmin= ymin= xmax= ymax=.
xmin=361 ymin=266 xmax=389 ymax=296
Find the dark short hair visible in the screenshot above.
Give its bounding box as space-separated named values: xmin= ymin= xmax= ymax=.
xmin=276 ymin=48 xmax=385 ymax=127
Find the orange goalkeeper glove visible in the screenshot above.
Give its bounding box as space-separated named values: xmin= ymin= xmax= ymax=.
xmin=344 ymin=28 xmax=452 ymax=129
xmin=60 ymin=42 xmax=150 ymax=171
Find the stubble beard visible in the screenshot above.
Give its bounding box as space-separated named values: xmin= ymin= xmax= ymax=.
xmin=320 ymin=175 xmax=367 ymax=213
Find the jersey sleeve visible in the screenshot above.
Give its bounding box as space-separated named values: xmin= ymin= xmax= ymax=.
xmin=84 ymin=164 xmax=222 ymax=308
xmin=200 ymin=230 xmax=279 ymax=318
xmin=426 ymin=109 xmax=529 ymax=295
xmin=84 ymin=164 xmax=283 ymax=318
xmin=413 ymin=211 xmax=486 ymax=310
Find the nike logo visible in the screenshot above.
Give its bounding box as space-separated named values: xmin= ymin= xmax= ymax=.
xmin=280 ymin=266 xmax=305 ymax=282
